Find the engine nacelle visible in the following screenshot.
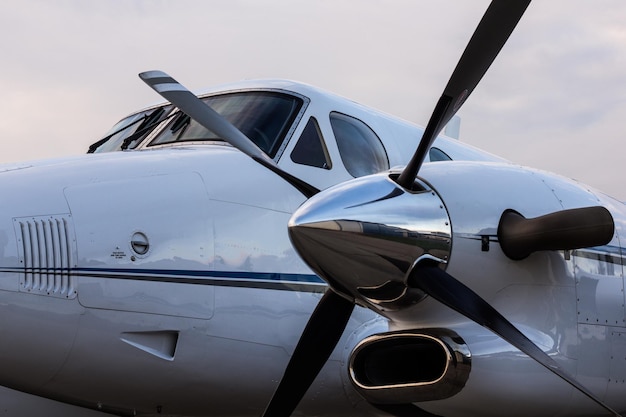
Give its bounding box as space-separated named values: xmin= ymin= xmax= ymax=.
xmin=348 ymin=328 xmax=471 ymax=404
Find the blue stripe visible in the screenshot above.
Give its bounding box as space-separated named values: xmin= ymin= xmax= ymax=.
xmin=2 ymin=244 xmax=622 ymax=292
xmin=0 ymin=266 xmax=326 ymax=292
xmin=74 ymin=267 xmax=325 ymax=284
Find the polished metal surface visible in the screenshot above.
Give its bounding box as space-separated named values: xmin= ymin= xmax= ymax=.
xmin=289 ymin=173 xmax=451 ymax=312
xmin=348 ymin=328 xmax=471 ymax=404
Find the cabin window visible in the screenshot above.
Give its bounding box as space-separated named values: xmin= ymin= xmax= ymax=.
xmin=148 ymin=91 xmax=303 ymax=157
xmin=330 ymin=112 xmax=388 ymax=177
xmin=290 ymin=117 xmax=332 ymax=169
xmin=429 ymin=147 xmax=452 ymax=162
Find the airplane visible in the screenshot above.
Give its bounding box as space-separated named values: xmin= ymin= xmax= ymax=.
xmin=1 ymin=0 xmax=625 ymax=416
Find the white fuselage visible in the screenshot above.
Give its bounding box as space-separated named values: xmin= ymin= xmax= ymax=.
xmin=0 ymin=79 xmax=624 ymax=416
xmin=0 ymin=146 xmax=386 ymax=415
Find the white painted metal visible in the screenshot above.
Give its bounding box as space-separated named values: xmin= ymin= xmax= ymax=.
xmin=0 ymin=78 xmax=624 ymax=417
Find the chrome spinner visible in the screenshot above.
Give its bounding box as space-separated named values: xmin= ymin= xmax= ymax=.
xmin=288 ymin=173 xmax=452 ymax=312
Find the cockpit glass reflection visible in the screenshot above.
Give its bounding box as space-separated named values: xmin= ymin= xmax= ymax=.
xmin=149 ymin=92 xmax=303 ymax=157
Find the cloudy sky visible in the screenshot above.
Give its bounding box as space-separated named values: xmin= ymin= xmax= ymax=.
xmin=1 ymin=1 xmax=625 ymax=199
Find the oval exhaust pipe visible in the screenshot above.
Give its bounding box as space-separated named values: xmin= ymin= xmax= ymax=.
xmin=348 ymin=329 xmax=471 ymax=404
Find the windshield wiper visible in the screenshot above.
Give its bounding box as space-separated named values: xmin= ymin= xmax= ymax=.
xmin=169 ymin=111 xmax=191 ymax=135
xmin=88 ymin=107 xmax=177 ymax=153
xmin=119 ymin=108 xmax=178 ymax=150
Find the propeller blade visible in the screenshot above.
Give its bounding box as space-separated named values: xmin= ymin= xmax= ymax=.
xmin=396 ymin=0 xmax=531 ymax=188
xmin=262 ymin=290 xmax=354 ymax=417
xmin=498 ymin=206 xmax=615 ymax=260
xmin=139 ymin=71 xmax=319 ymax=198
xmin=407 ymin=263 xmax=621 ymax=417
xmin=139 ymin=70 xmax=273 ymax=164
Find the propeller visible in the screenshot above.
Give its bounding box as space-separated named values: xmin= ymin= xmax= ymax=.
xmin=136 ymin=2 xmax=619 ymax=416
xmin=138 ymin=70 xmax=319 ymax=198
xmin=261 ymin=290 xmax=354 ymax=417
xmin=139 ymin=71 xmax=273 ymax=164
xmin=396 ymin=0 xmax=530 ymax=188
xmin=266 ymin=0 xmax=621 ymax=416
xmin=407 ymin=262 xmax=620 ymax=416
xmin=261 ymin=1 xmax=540 ymax=416
xmin=287 ymin=174 xmax=619 ymax=416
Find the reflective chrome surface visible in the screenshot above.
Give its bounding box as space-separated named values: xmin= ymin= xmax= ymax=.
xmin=348 ymin=328 xmax=471 ymax=404
xmin=289 ymin=173 xmax=451 ymax=312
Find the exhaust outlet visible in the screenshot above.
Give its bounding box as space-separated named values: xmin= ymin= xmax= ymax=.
xmin=348 ymin=328 xmax=471 ymax=404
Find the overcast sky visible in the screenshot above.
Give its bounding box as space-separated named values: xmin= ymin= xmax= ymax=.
xmin=1 ymin=1 xmax=625 ymax=199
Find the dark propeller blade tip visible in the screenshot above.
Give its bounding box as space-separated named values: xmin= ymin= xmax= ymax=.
xmin=407 ymin=263 xmax=621 ymax=416
xmin=396 ymin=0 xmax=531 ymax=188
xmin=261 ymin=290 xmax=354 ymax=417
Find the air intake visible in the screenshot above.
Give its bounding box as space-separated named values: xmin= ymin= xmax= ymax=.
xmin=14 ymin=214 xmax=77 ymax=299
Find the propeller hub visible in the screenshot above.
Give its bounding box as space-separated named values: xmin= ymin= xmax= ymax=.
xmin=288 ymin=173 xmax=452 ymax=312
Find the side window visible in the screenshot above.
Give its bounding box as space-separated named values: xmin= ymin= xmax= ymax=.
xmin=290 ymin=117 xmax=332 ymax=169
xmin=330 ymin=112 xmax=389 ymax=177
xmin=429 ymin=147 xmax=452 ymax=162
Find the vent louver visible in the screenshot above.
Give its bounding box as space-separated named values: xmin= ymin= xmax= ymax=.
xmin=14 ymin=215 xmax=77 ymax=298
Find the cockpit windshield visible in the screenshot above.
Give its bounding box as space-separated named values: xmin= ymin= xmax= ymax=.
xmin=89 ymin=105 xmax=174 ymax=153
xmin=148 ymin=91 xmax=303 ymax=157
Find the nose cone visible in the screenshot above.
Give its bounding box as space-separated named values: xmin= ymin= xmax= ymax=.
xmin=288 ymin=173 xmax=452 ymax=311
